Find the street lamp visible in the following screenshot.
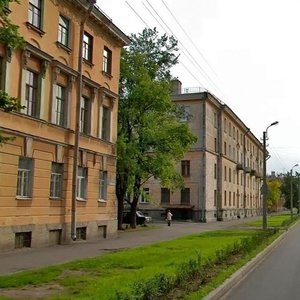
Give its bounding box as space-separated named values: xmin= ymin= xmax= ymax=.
xmin=262 ymin=121 xmax=279 ymax=230
xmin=290 ymin=164 xmax=298 ymax=220
xmin=71 ymin=0 xmax=96 ymax=241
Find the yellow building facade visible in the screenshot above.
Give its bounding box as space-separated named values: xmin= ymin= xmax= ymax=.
xmin=0 ymin=0 xmax=129 ymax=250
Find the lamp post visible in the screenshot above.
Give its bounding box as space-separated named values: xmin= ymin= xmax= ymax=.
xmin=262 ymin=121 xmax=279 ymax=230
xmin=290 ymin=164 xmax=298 ymax=220
xmin=71 ymin=0 xmax=96 ymax=241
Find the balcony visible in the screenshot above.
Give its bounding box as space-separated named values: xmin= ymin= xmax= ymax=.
xmin=236 ymin=163 xmax=244 ymax=171
xmin=245 ymin=167 xmax=251 ymax=173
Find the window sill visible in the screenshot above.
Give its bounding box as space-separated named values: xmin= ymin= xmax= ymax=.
xmin=16 ymin=196 xmax=32 ymax=200
xmin=98 ymin=199 xmax=107 ymax=203
xmin=83 ymin=59 xmax=94 ymax=68
xmin=76 ymin=198 xmax=87 ymax=202
xmin=56 ymin=41 xmax=72 ymax=54
xmin=50 ymin=197 xmax=63 ymax=201
xmin=26 ymin=22 xmax=45 ymax=36
xmin=102 ymin=71 xmax=113 ymax=79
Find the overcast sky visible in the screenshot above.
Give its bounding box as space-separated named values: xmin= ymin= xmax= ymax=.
xmin=98 ymin=0 xmax=300 ymax=174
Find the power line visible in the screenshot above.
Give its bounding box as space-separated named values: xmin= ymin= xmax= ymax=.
xmin=160 ymin=0 xmax=219 ymax=80
xmin=143 ymin=0 xmax=227 ymax=99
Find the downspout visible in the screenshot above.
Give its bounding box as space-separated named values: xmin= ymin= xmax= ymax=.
xmin=243 ymin=127 xmax=250 ymax=218
xmin=71 ymin=0 xmax=96 ymax=241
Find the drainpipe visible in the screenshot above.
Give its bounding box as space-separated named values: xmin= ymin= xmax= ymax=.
xmin=71 ymin=0 xmax=96 ymax=241
xmin=243 ymin=128 xmax=250 ymax=218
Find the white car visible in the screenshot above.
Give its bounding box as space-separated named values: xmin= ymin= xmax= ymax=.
xmin=136 ymin=211 xmax=152 ymax=223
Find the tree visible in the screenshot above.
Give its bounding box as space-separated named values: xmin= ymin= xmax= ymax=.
xmin=280 ymin=171 xmax=300 ymax=210
xmin=0 ymin=0 xmax=25 ymax=145
xmin=266 ymin=178 xmax=282 ymax=211
xmin=116 ymin=28 xmax=197 ymax=229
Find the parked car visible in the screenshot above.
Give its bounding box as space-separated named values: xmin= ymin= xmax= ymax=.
xmin=137 ymin=211 xmax=152 ymax=223
xmin=122 ymin=211 xmax=152 ymax=225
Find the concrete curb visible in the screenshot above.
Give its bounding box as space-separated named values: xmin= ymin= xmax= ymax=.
xmin=204 ymin=226 xmax=292 ymax=300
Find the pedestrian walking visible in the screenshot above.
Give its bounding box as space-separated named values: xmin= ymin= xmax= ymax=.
xmin=166 ymin=209 xmax=173 ymax=226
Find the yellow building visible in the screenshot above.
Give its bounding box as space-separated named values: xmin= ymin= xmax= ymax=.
xmin=0 ymin=0 xmax=130 ymax=250
xmin=142 ymin=80 xmax=264 ymax=222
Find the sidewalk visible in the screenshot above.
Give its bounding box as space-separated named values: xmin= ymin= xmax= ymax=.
xmin=0 ymin=218 xmax=259 ymax=275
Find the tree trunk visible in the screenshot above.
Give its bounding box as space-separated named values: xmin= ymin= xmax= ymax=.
xmin=116 ymin=162 xmax=129 ymax=230
xmin=130 ymin=176 xmax=141 ymax=228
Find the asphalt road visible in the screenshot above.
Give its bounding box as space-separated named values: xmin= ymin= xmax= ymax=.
xmin=221 ymin=221 xmax=300 ymax=300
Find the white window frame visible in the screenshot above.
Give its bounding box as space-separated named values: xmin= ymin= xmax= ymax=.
xmin=50 ymin=162 xmax=63 ymax=199
xmin=17 ymin=157 xmax=33 ymax=198
xmin=28 ymin=0 xmax=42 ymax=29
xmin=83 ymin=31 xmax=93 ymax=62
xmin=99 ymin=170 xmax=107 ymax=201
xmin=80 ymin=96 xmax=91 ymax=134
xmin=103 ymin=46 xmax=112 ymax=75
xmin=25 ymin=69 xmax=39 ymax=117
xmin=139 ymin=188 xmax=149 ymax=203
xmin=77 ymin=167 xmax=87 ymax=200
xmin=58 ymin=15 xmax=70 ymax=47
xmin=54 ymin=84 xmax=67 ymax=127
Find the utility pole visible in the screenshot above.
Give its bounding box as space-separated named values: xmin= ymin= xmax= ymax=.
xmin=290 ymin=164 xmax=298 ymax=220
xmin=262 ymin=121 xmax=279 ymax=230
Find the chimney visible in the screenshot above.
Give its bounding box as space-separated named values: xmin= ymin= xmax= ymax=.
xmin=171 ymin=79 xmax=182 ymax=95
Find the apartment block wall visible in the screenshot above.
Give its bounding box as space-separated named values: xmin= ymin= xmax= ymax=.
xmin=143 ymin=90 xmax=264 ymax=222
xmin=0 ymin=0 xmax=129 ymax=250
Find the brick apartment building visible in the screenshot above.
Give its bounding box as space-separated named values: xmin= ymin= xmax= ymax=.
xmin=142 ymin=80 xmax=264 ymax=222
xmin=0 ymin=0 xmax=129 ymax=250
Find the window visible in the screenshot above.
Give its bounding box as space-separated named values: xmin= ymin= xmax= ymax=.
xmin=214 ymin=163 xmax=217 ymax=179
xmin=161 ymin=188 xmax=170 ymax=204
xmin=181 ymin=160 xmax=190 ymax=177
xmin=15 ymin=232 xmax=32 ymax=248
xmin=80 ymin=96 xmax=90 ymax=134
xmin=58 ymin=15 xmax=70 ymax=47
xmin=140 ymin=188 xmax=149 ymax=203
xmin=50 ymin=163 xmax=63 ymax=199
xmin=76 ymin=227 xmax=86 ymax=240
xmin=229 ymin=168 xmax=232 ymax=182
xmin=214 ymin=138 xmax=217 ymax=152
xmin=103 ymin=46 xmax=112 ymax=75
xmin=224 ymin=166 xmax=227 ymax=181
xmin=25 ymin=70 xmax=39 ymax=117
xmin=224 ymin=190 xmax=227 ymax=206
xmin=99 ymin=170 xmax=107 ymax=200
xmin=213 ymin=112 xmax=217 ymax=128
xmin=77 ymin=167 xmax=87 ymax=199
xmin=55 ymin=85 xmax=66 ymax=126
xmin=181 ymin=188 xmax=190 ymax=204
xmin=17 ymin=157 xmax=33 ymax=198
xmin=83 ymin=31 xmax=93 ymax=62
xmin=101 ymin=106 xmax=110 ymax=141
xmin=214 ymin=189 xmax=217 ymax=206
xmin=180 ymin=106 xmax=191 ymax=122
xmin=28 ymin=0 xmax=42 ymax=28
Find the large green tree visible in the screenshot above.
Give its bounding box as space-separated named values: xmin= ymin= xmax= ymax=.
xmin=116 ymin=28 xmax=197 ymax=229
xmin=0 ymin=0 xmax=25 ymax=145
xmin=280 ymin=171 xmax=300 ymax=210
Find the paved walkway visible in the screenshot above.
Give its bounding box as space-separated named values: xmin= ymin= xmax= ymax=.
xmin=0 ymin=218 xmax=260 ymax=275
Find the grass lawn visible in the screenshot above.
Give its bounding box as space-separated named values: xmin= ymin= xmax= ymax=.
xmin=243 ymin=213 xmax=293 ymax=228
xmin=0 ymin=215 xmax=289 ymax=299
